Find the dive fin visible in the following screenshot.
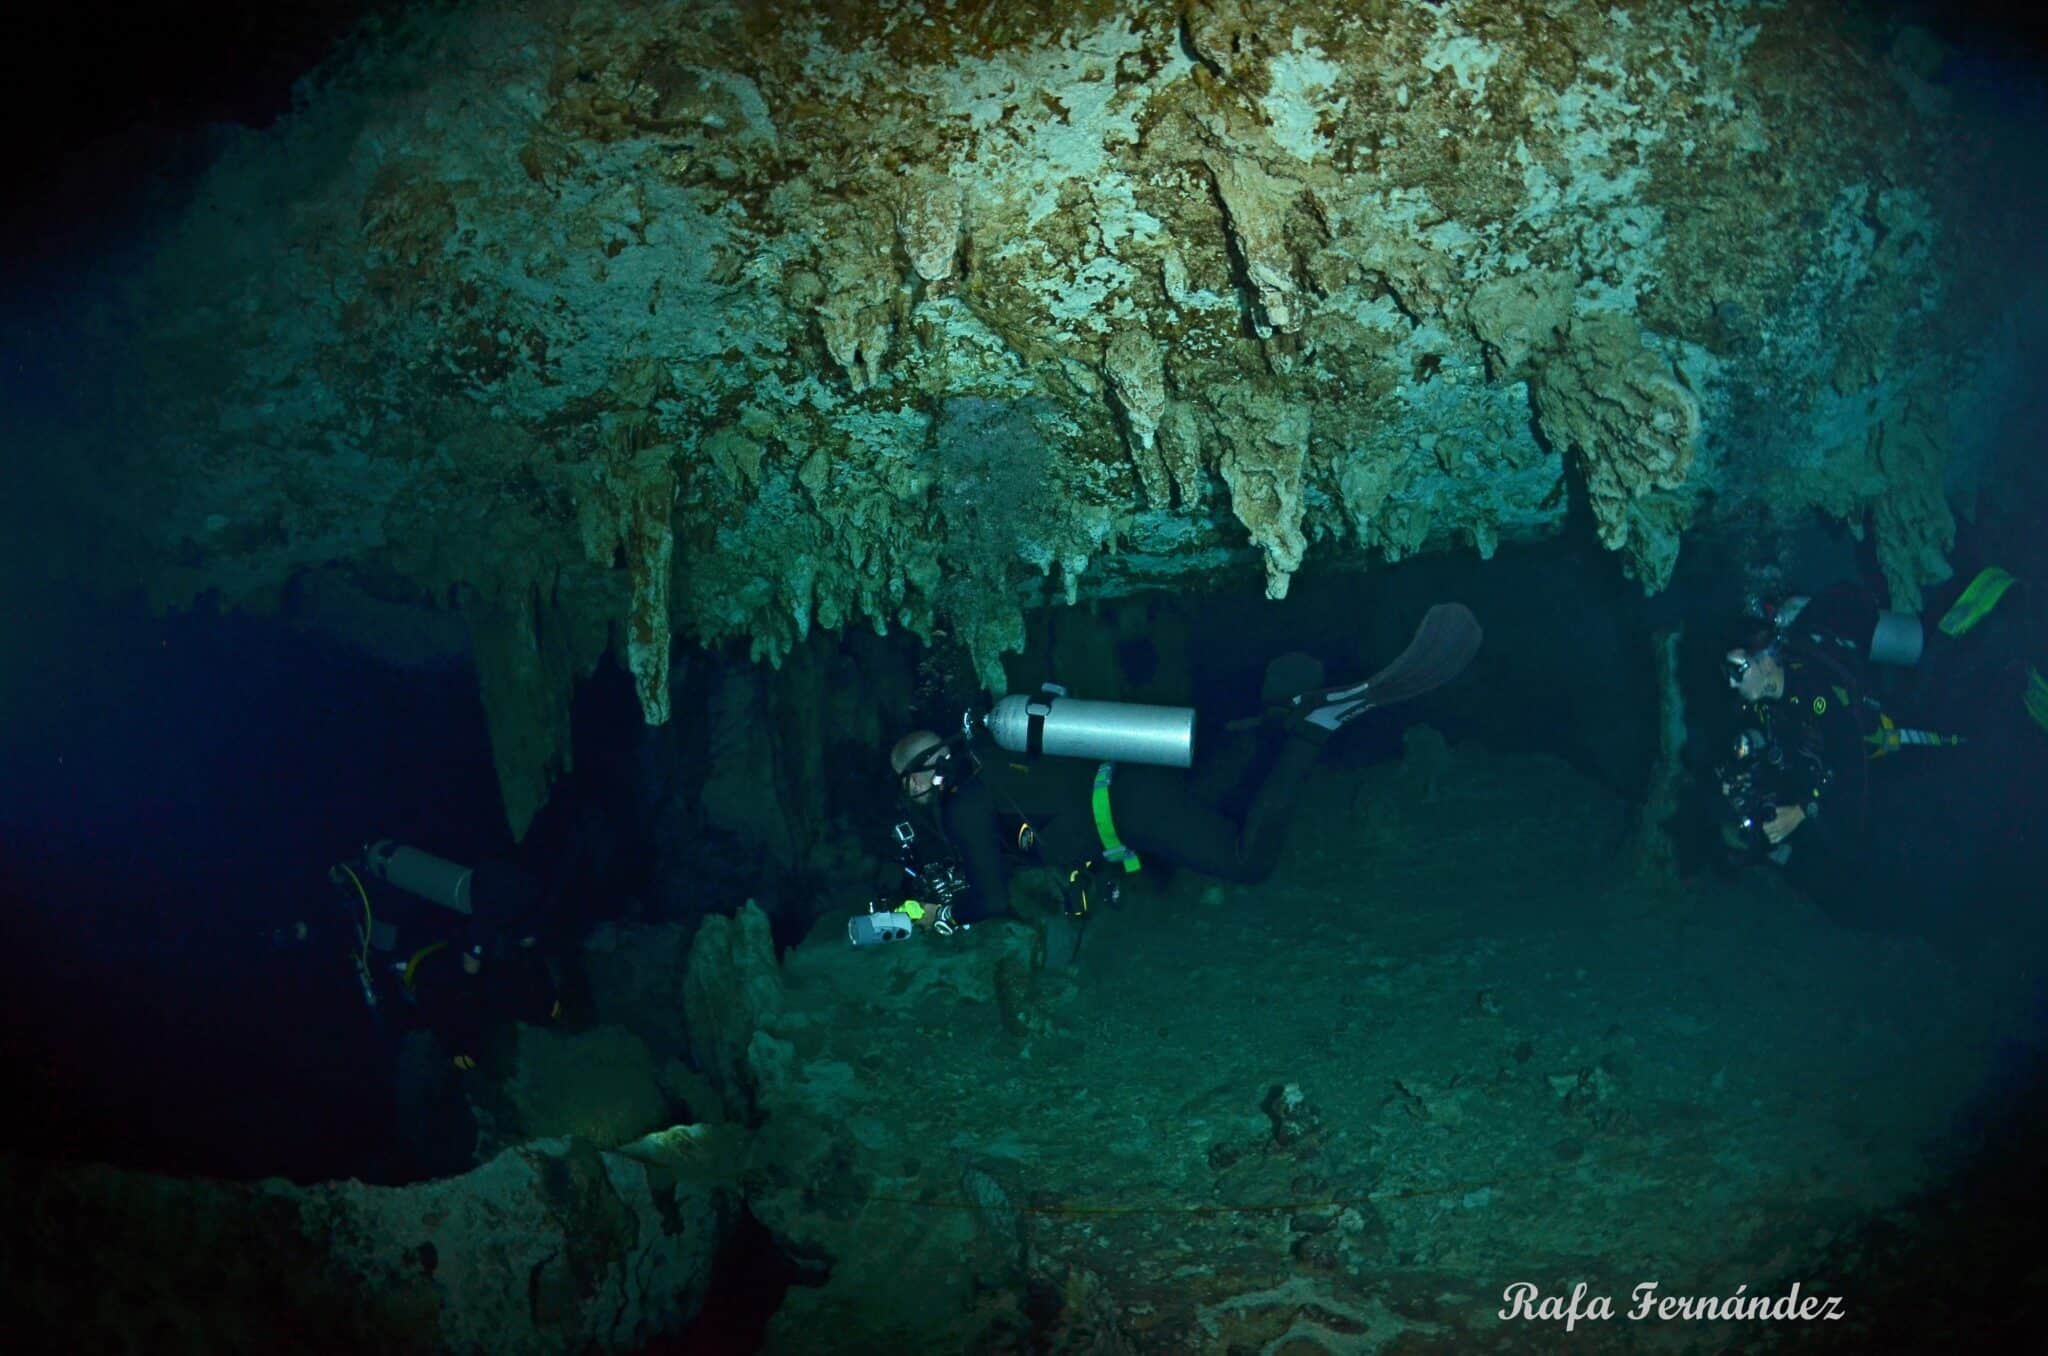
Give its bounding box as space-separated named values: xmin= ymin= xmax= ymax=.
xmin=1939 ymin=566 xmax=2017 ymax=639
xmin=1351 ymin=602 xmax=1484 ymax=709
xmin=1223 ymin=652 xmax=1329 ymax=734
xmin=1291 ymin=602 xmax=1484 ymax=730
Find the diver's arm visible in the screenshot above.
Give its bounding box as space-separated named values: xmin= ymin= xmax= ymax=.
xmin=1779 ymin=720 xmax=1833 ymax=819
xmin=1794 ymin=582 xmax=1880 ymax=653
xmin=940 ymin=783 xmax=1010 ymax=924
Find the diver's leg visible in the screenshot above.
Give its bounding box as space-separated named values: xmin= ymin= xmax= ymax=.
xmin=1119 ymin=732 xmax=1324 ymax=884
xmin=1186 ymin=718 xmax=1268 ymax=803
xmin=1190 ymin=652 xmax=1327 ymax=801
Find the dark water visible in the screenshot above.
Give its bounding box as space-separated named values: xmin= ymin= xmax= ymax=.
xmin=3 ymin=0 xmax=2048 ymax=1347
xmin=0 ymin=597 xmax=508 ymax=1180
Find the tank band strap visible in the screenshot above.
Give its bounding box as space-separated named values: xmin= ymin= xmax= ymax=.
xmin=1025 ymin=686 xmax=1059 ymax=757
xmin=1091 ymin=763 xmax=1142 ymax=873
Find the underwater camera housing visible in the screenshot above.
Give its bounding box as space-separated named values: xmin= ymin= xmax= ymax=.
xmin=848 ymin=907 xmax=913 ymax=947
xmin=1715 ymin=729 xmax=1785 ymax=851
xmin=1718 ymin=766 xmax=1778 ymax=848
xmin=850 ymin=820 xmax=971 ymax=947
xmin=891 ymin=820 xmax=969 ymax=910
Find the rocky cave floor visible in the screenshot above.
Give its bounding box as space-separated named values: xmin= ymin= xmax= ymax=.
xmin=758 ymin=731 xmax=2024 ymax=1353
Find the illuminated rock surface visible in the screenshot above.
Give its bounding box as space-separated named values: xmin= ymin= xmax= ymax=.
xmin=35 ymin=0 xmax=2023 ymax=835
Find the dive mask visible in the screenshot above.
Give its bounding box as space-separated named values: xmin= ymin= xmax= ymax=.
xmin=899 ymin=740 xmax=959 ymax=796
xmin=1725 ymin=648 xmax=1773 ymax=691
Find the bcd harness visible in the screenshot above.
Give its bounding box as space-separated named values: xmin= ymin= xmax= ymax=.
xmin=1761 ymin=681 xmax=1964 ymax=761
xmin=1039 ymin=762 xmax=1141 ymax=918
xmin=1014 ymin=684 xmax=1143 ymax=873
xmin=999 ymin=689 xmax=1145 ymax=919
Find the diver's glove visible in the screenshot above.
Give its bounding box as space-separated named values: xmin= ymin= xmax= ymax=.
xmin=906 ymin=900 xmax=962 ymax=935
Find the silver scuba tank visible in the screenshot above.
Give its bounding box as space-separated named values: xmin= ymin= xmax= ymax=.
xmin=1866 ymin=611 xmax=1923 ymax=667
xmin=1776 ymin=595 xmax=1922 ymax=667
xmin=362 ymin=840 xmax=475 ymax=915
xmin=983 ymin=685 xmax=1195 ymax=768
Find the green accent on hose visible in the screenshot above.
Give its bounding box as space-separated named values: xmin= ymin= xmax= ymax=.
xmin=1091 ymin=763 xmax=1141 ymax=873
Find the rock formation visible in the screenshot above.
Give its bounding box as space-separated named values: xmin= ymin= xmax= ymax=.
xmin=3 ymin=1128 xmax=736 ymax=1353
xmin=28 ymin=0 xmax=2024 ymax=835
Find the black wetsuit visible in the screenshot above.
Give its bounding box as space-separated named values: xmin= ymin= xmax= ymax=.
xmin=1744 ymin=586 xmax=1892 ymax=831
xmin=1744 ymin=651 xmax=1873 ymax=825
xmin=1777 ymin=585 xmax=1882 ymax=676
xmin=403 ymin=943 xmax=560 ymax=1062
xmin=931 ymin=725 xmax=1327 ymax=923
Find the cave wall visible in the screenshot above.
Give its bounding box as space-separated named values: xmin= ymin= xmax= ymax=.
xmin=32 ymin=0 xmax=2032 ymax=835
xmin=0 ymin=1129 xmax=735 ymax=1354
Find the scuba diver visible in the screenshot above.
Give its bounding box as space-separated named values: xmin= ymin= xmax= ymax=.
xmin=291 ymin=842 xmax=564 ymax=1066
xmin=1719 ymin=584 xmax=1910 ymax=850
xmin=1715 ymin=573 xmax=2015 ymax=854
xmin=268 ymin=842 xmax=569 ymax=1177
xmin=876 ymin=603 xmax=1483 ymax=936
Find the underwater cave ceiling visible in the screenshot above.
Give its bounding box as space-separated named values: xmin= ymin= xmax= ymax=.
xmin=72 ymin=0 xmax=2015 ymax=837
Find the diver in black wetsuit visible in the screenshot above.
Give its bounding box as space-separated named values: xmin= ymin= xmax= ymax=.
xmin=1718 ymin=581 xmax=1969 ymax=852
xmin=885 ymin=604 xmax=1483 ymax=930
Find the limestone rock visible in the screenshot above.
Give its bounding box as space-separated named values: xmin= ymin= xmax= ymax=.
xmin=463 ymin=576 xmax=610 ymax=842
xmin=1105 ymin=330 xmax=1170 ymax=504
xmin=31 ymin=0 xmax=2024 ymax=831
xmin=817 ymin=218 xmax=900 ymax=393
xmin=743 ymin=919 xmax=1047 ymax=1353
xmin=1210 ymin=390 xmax=1312 ymax=599
xmin=701 ymin=668 xmax=799 ymax=868
xmin=896 ymin=172 xmax=964 ymax=285
xmin=2 ymin=1131 xmax=733 ymax=1354
xmin=1532 ymin=312 xmax=1703 ymax=590
xmin=1207 ymin=153 xmax=1308 ymax=340
xmin=1465 ymin=270 xmax=1574 ymax=380
xmin=782 ymin=915 xmax=1040 ymax=1012
xmin=681 ymin=901 xmax=786 ymax=1113
xmin=482 ymin=1022 xmax=673 ymax=1151
xmin=1869 ymin=406 xmax=1956 ymax=610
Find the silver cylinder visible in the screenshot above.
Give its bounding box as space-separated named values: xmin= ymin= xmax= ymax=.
xmin=364 ymin=841 xmax=475 ymax=915
xmin=1868 ymin=611 xmax=1923 ymax=667
xmin=984 ymin=692 xmax=1195 ymax=768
